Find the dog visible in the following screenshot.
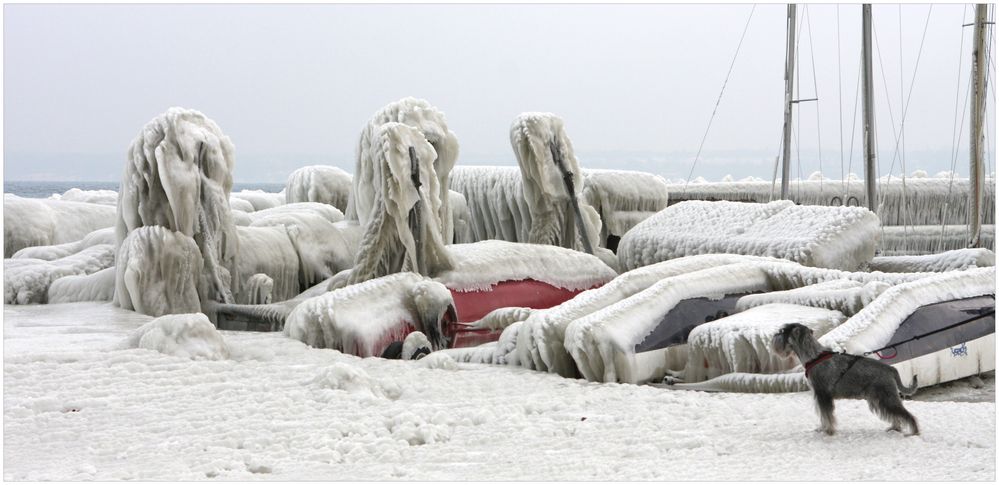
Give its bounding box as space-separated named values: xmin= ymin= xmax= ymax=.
xmin=773 ymin=323 xmax=919 ymax=436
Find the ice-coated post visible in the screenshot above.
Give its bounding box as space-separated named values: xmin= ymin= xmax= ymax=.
xmin=548 ymin=136 xmax=593 ymax=255
xmin=408 ymin=146 xmax=425 ymax=274
xmin=862 ymin=4 xmax=878 ymax=213
xmin=969 ymin=4 xmax=988 ymax=248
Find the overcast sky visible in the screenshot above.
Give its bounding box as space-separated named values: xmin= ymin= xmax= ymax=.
xmin=4 ymin=3 xmax=995 ymax=183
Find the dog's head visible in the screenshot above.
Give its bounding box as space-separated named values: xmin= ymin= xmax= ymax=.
xmin=772 ymin=323 xmax=812 ymax=357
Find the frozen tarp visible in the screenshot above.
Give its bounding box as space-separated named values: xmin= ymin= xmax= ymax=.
xmin=880 ymin=224 xmax=995 ymax=256
xmin=869 ymin=248 xmax=995 ymax=273
xmin=735 ymin=279 xmax=891 ymax=316
xmin=4 ymin=195 xmax=116 ymax=257
xmin=618 ymin=200 xmax=880 ymax=272
xmin=4 ymin=244 xmax=115 ymax=304
xmin=436 ymin=240 xmax=616 ymax=292
xmin=680 ymin=303 xmax=846 ymax=383
xmin=819 ymin=267 xmax=996 ymax=355
xmin=285 ymin=165 xmax=353 ymax=211
xmin=513 ymin=254 xmax=782 ymax=376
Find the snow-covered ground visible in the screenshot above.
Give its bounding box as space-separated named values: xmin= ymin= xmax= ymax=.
xmin=3 ymin=303 xmax=994 ymax=481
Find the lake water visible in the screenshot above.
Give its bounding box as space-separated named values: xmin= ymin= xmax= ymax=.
xmin=4 ymin=181 xmax=286 ymax=198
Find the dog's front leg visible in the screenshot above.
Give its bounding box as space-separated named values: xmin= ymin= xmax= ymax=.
xmin=814 ymin=393 xmax=836 ymax=435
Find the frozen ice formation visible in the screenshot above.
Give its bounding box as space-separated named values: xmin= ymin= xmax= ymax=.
xmin=114 ymin=107 xmax=239 ymax=314
xmin=436 ymin=240 xmax=617 ymax=292
xmin=123 ymin=313 xmax=230 ymax=360
xmin=49 ymin=188 xmax=119 ymax=206
xmin=880 ymin=224 xmax=995 ymax=256
xmin=510 ymin=113 xmax=600 ymax=253
xmin=12 ymin=227 xmax=115 ymax=261
xmin=285 ymin=165 xmax=352 ymax=211
xmin=450 ymin=166 xmax=668 ymax=251
xmin=735 ymin=279 xmax=891 ymax=317
xmin=618 ymin=200 xmax=881 ymax=272
xmin=347 ymin=121 xmax=454 ymax=285
xmin=581 ymin=169 xmax=669 ymax=246
xmin=47 ymin=267 xmax=116 ymax=304
xmin=4 ymin=244 xmax=115 ymax=304
xmin=868 ymin=248 xmax=995 ymax=272
xmin=115 ymin=226 xmax=204 ymax=317
xmin=230 ymin=189 xmax=285 ymax=211
xmin=285 ymin=272 xmax=456 ymax=357
xmin=4 ymin=195 xmax=116 ymax=257
xmin=666 ymin=175 xmax=995 ymax=227
xmin=349 ymin=97 xmax=459 ymax=244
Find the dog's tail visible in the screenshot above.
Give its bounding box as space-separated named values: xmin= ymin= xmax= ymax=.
xmin=896 ymin=372 xmax=919 ymax=397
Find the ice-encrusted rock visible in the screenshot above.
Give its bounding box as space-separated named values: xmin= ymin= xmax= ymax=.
xmin=618 ymin=200 xmax=881 ymax=271
xmin=285 ymin=165 xmax=352 ymax=211
xmin=123 ymin=313 xmax=229 ymax=360
xmin=349 ymin=97 xmax=459 ymax=244
xmin=115 ymin=226 xmax=204 ymax=317
xmin=4 ymin=244 xmax=115 ymax=304
xmin=12 ymin=227 xmax=116 ymax=261
xmin=4 ymin=195 xmax=116 ymax=257
xmin=48 ymin=267 xmax=116 ymax=303
xmin=115 ymin=107 xmax=239 ymax=313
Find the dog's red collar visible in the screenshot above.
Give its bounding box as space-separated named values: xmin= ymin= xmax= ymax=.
xmin=804 ymin=351 xmax=836 ymax=378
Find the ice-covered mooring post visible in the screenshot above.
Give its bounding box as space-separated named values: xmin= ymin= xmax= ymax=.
xmin=347 ymin=121 xmax=454 ymax=285
xmin=114 ymin=107 xmax=239 ymax=318
xmin=348 ymin=97 xmax=460 ymax=244
xmin=510 ymin=112 xmax=599 ymax=253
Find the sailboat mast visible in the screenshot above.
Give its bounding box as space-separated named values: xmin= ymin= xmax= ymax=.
xmin=861 ymin=4 xmax=878 ymax=213
xmin=781 ymin=4 xmax=796 ymax=200
xmin=969 ymin=4 xmax=988 ymax=248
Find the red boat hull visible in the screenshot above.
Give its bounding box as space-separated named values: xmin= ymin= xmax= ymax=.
xmin=447 ymin=279 xmax=596 ymax=348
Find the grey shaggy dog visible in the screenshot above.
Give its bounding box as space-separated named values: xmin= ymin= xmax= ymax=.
xmin=773 ymin=323 xmax=920 ymax=436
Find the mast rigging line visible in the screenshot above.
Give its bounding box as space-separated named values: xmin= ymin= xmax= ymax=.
xmin=804 ymin=4 xmax=824 ymax=194
xmin=683 ymin=4 xmax=757 ymax=193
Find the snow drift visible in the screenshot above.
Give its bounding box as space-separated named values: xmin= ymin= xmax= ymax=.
xmin=49 ymin=188 xmax=118 ymax=206
xmin=618 ymin=200 xmax=881 ymax=271
xmin=47 ymin=267 xmax=116 ymax=304
xmin=123 ymin=313 xmax=230 ymax=360
xmin=11 ymin=227 xmax=115 ymax=261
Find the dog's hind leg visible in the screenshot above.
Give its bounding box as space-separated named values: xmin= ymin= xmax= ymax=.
xmin=814 ymin=393 xmax=836 ymax=435
xmin=870 ymin=394 xmax=920 ymax=436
